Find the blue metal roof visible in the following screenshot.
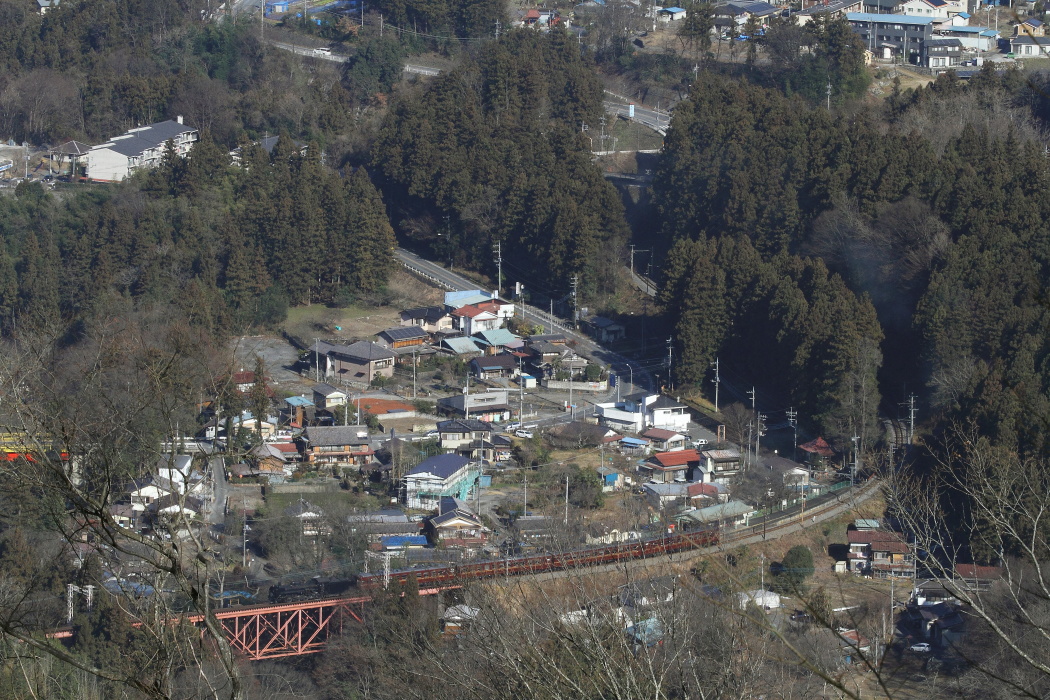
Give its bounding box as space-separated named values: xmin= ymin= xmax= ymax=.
xmin=621 ymin=437 xmax=651 ymax=446
xmin=846 ymin=12 xmax=936 ymax=23
xmin=407 ymin=453 xmax=473 ymax=479
xmin=285 ymin=396 xmax=313 ymax=407
xmin=443 ymin=337 xmax=481 ymax=354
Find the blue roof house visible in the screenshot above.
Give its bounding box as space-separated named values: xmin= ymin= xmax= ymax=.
xmin=403 ymin=454 xmax=481 ymax=510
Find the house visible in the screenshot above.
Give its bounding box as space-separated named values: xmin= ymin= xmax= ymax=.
xmin=285 ymin=395 xmax=315 ymax=427
xmin=148 ymin=494 xmax=202 ymax=522
xmin=126 ymin=476 xmax=172 ymax=513
xmin=437 ymin=419 xmax=494 ymax=451
xmin=109 ymin=503 xmax=137 ymax=529
xmin=597 ymin=466 xmax=625 ymax=492
xmin=620 ymin=575 xmax=679 ymax=608
xmin=286 ymin=500 xmax=328 ymax=536
xmin=400 ymin=306 xmax=454 ymax=335
xmin=642 ymin=482 xmax=692 ymax=508
xmin=794 ymin=0 xmax=862 ymax=25
xmin=346 ymin=510 xmax=421 ymax=543
xmin=715 ymin=0 xmax=780 ymax=23
xmin=619 ymin=436 xmax=651 ymax=454
xmin=509 ymin=514 xmax=553 ymax=543
xmin=452 ymin=303 xmax=503 ymax=336
xmin=658 ymin=6 xmax=688 ymax=21
xmin=312 ymin=383 xmax=348 ymax=410
xmin=86 ymin=117 xmax=199 ymax=182
xmin=1015 ymin=17 xmax=1044 ymax=37
xmin=403 ymin=454 xmax=480 ymax=509
xmin=897 ymin=0 xmax=956 ymax=19
xmin=309 ymin=340 xmax=396 ymax=382
xmin=697 ymin=448 xmax=742 ymax=483
xmin=847 ymin=529 xmax=914 ymax=577
xmin=846 ymin=13 xmax=936 ymax=62
xmin=936 ymin=26 xmax=999 ymax=52
xmin=585 ymin=316 xmax=626 ymax=343
xmin=470 ymin=353 xmax=520 ymax=380
xmin=799 ymin=436 xmax=835 ymax=467
xmin=596 ymin=392 xmax=691 ymax=433
xmin=438 ymin=390 xmax=512 ymax=422
xmin=954 ymin=564 xmax=1002 ymax=590
xmin=641 ymin=449 xmax=700 ymax=484
xmin=299 ymin=425 xmax=373 ymax=465
xmin=1010 ymin=35 xmax=1046 ymax=57
xmin=426 ymin=497 xmax=488 ymax=547
xmin=37 ymin=0 xmax=60 ymax=15
xmin=250 ymin=443 xmax=291 ymax=482
xmin=641 ymin=428 xmax=687 ymax=452
xmin=376 ymin=326 xmax=427 ymax=349
xmin=356 ymin=397 xmax=417 ymax=418
xmin=922 ymin=37 xmax=962 ymax=69
xmin=473 ymin=328 xmax=521 ymax=354
xmin=155 ymin=454 xmax=194 ymax=494
xmin=266 ymin=0 xmax=290 ymax=12
xmin=442 ymin=604 xmax=480 ymax=634
xmin=441 ymin=336 xmax=482 ymax=356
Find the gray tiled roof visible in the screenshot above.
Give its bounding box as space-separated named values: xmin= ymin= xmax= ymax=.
xmin=98 ymin=120 xmax=196 ymax=157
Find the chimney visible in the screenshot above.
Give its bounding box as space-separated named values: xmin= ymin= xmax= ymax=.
xmin=176 ymin=115 xmax=183 ymax=124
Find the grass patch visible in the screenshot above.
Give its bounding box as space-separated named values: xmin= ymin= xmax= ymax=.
xmin=604 ymin=115 xmax=665 ymax=152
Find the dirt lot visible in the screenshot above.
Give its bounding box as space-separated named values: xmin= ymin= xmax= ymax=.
xmin=231 ymin=268 xmax=445 ymax=397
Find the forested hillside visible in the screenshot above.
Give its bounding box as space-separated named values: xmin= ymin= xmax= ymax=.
xmin=0 ymin=136 xmax=394 ymax=334
xmin=655 ymin=67 xmax=1050 ymax=457
xmin=371 ymin=29 xmax=629 ymax=298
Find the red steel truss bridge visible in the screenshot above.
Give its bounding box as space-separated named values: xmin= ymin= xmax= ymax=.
xmin=187 ymin=595 xmax=371 ymax=660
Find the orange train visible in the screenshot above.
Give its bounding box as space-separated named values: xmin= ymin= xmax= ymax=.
xmin=357 ymin=527 xmax=720 ymax=590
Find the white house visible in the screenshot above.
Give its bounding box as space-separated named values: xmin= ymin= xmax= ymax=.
xmin=596 ymin=392 xmax=691 ymax=434
xmin=658 ymin=6 xmax=688 ymax=21
xmin=403 ymin=454 xmax=480 ymax=510
xmin=86 ymin=117 xmax=198 ymax=182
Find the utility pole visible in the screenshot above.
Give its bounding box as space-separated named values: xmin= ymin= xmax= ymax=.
xmin=746 ymin=387 xmax=756 ymax=471
xmin=826 ymin=80 xmax=832 ymax=111
xmin=851 ymin=435 xmax=860 ymax=487
xmin=314 ymin=338 xmax=321 ymax=382
xmin=666 ymin=337 xmax=673 ymax=390
xmin=493 ymin=241 xmax=502 ymax=298
xmin=711 ymin=357 xmax=720 ymax=413
xmin=412 ymin=347 xmax=417 ymax=399
xmin=599 ymin=115 xmax=606 ymax=152
xmin=907 ymin=394 xmax=917 ymax=444
xmin=787 ymin=407 xmax=797 ymax=462
xmin=564 ymin=476 xmax=569 ymax=525
xmin=365 ymin=551 xmax=393 ymax=588
xmin=260 ymin=0 xmax=264 ymax=39
xmin=519 ymin=356 xmax=525 ymax=421
xmin=755 ymin=412 xmax=764 ymax=469
xmin=523 ymin=471 xmax=528 ymax=517
xmin=570 ymin=274 xmax=579 ymax=329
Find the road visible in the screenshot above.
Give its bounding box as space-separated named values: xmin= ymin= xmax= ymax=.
xmin=268 ymin=40 xmax=439 ymax=75
xmin=395 ymin=248 xmax=652 ymax=400
xmin=208 ymin=454 xmax=228 ymax=526
xmin=602 ymin=96 xmax=671 ymax=134
xmin=266 ymin=41 xmax=671 ymax=133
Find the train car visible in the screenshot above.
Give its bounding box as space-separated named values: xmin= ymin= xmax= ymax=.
xmin=268 ymin=580 xmax=322 ymax=603
xmin=315 ymin=576 xmax=357 ymax=597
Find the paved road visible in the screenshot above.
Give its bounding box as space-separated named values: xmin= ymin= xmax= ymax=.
xmin=269 ymin=40 xmax=439 ymax=75
xmin=395 ymin=248 xmax=652 ymax=397
xmin=208 ymin=454 xmax=228 ymax=526
xmin=602 ymin=97 xmax=671 ymax=135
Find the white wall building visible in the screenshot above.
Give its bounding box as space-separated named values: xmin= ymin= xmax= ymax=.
xmin=86 ymin=117 xmax=198 ymax=182
xmin=596 ymin=392 xmax=691 ymax=434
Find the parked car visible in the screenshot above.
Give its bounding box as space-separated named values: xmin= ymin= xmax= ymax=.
xmin=515 ymin=429 xmax=534 ymax=439
xmin=909 ymin=642 xmax=931 ymax=653
xmin=313 ymin=47 xmax=331 ymax=56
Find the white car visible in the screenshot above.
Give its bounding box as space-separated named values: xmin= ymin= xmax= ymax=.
xmin=909 ymin=642 xmax=931 ymax=653
xmin=506 ymin=423 xmax=522 ymax=431
xmin=515 ymin=429 xmax=534 ymax=439
xmin=313 ymin=47 xmax=332 ymax=56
